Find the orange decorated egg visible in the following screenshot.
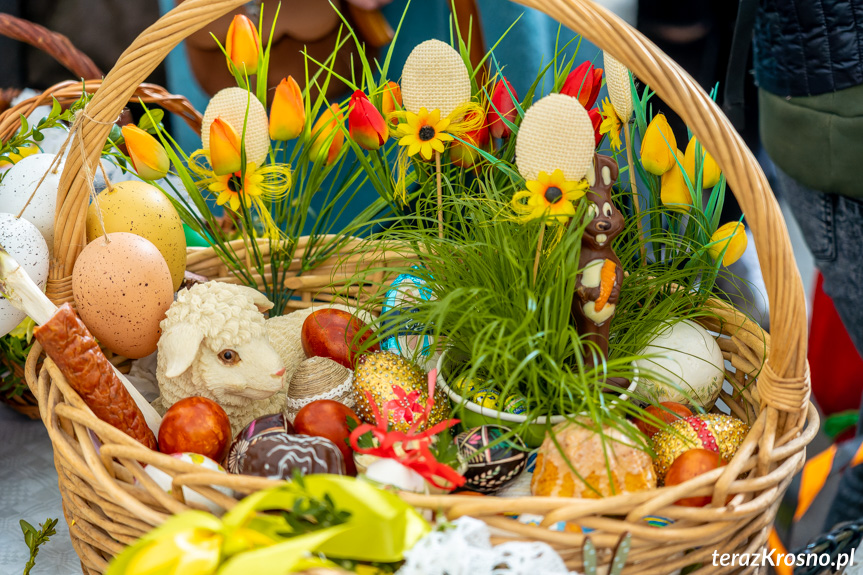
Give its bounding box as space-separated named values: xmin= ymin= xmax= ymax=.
xmin=664 ymin=448 xmax=728 ymax=506
xmin=158 ymin=397 xmax=232 ymax=461
xmin=635 ymin=402 xmax=693 ymax=438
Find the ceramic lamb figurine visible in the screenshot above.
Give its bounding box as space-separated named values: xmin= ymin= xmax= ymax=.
xmin=156 ymin=282 xmax=288 ymax=435
xmin=572 ymin=154 xmax=628 ymax=388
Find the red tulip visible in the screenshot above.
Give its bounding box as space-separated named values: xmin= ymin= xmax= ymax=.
xmin=561 ymin=62 xmax=603 ymax=109
xmin=488 ymin=78 xmax=518 ymax=140
xmin=588 ymin=108 xmax=602 ymax=147
xmin=451 ymin=110 xmax=489 ymax=168
xmin=348 ymin=90 xmax=388 ymax=150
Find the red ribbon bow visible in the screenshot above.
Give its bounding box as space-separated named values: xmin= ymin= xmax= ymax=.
xmin=349 ymin=368 xmax=465 ymax=490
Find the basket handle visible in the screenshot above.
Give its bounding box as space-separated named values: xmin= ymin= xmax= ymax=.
xmin=0 ymin=14 xmax=102 ymax=81
xmin=512 ymin=0 xmax=809 ymax=421
xmin=48 ymin=0 xmax=248 ymax=303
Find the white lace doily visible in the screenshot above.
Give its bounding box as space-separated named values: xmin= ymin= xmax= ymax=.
xmin=398 ymin=517 xmax=579 ymax=575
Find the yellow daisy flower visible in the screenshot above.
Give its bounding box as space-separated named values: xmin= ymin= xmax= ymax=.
xmin=511 ymin=169 xmax=588 ymax=224
xmin=397 ymin=107 xmax=454 ymax=160
xmin=208 ymin=162 xmax=266 ymax=211
xmin=599 ymin=98 xmax=623 ymax=151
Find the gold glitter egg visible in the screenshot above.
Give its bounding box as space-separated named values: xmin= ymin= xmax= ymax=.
xmin=651 ymin=414 xmax=749 ymax=482
xmin=352 ymin=351 xmax=450 ymax=433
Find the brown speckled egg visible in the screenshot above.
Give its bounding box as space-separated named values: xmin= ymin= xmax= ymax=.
xmin=86 ymin=180 xmax=187 ymax=291
xmin=72 ymin=232 xmax=173 ymax=358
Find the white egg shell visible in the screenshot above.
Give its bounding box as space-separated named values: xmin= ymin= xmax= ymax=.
xmin=0 ymin=213 xmax=49 ymax=337
xmin=143 ymin=453 xmax=231 ymax=515
xmin=364 ymin=458 xmax=427 ymax=493
xmin=633 ymin=319 xmax=725 ymax=408
xmin=0 ymin=154 xmax=64 ymax=253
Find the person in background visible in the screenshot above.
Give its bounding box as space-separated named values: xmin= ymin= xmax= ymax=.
xmin=751 ymin=0 xmax=863 ymax=530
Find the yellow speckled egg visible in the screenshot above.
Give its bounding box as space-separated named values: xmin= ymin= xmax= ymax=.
xmin=651 ymin=414 xmax=749 ymax=483
xmin=72 ymin=232 xmax=173 ymax=358
xmin=86 ymin=180 xmax=187 ymax=291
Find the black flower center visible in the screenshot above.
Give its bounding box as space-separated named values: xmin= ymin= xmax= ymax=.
xmin=418 ymin=125 xmax=436 ymax=141
xmin=544 ymin=186 xmax=563 ymax=204
xmin=228 ymin=175 xmax=243 ymax=193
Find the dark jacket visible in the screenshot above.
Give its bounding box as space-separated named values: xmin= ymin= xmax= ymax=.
xmin=753 ymin=0 xmax=863 ymax=97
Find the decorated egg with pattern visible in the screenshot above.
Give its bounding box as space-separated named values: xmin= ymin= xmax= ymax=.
xmin=229 ymin=432 xmax=345 ymax=479
xmin=353 ymin=351 xmax=450 ymax=433
xmin=380 ymin=271 xmax=437 ymax=370
xmin=456 ymin=425 xmax=528 ymax=493
xmin=651 ymin=413 xmax=749 ymax=482
xmin=225 ymin=412 xmax=294 ymax=473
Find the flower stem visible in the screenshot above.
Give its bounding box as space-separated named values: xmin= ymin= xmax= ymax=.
xmin=532 ymin=223 xmax=545 ymax=288
xmin=435 ymin=151 xmax=444 ymax=239
xmin=623 ymin=121 xmax=646 ymax=265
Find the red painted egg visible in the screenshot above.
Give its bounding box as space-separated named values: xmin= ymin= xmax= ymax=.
xmin=300 ymin=309 xmax=379 ymax=369
xmin=158 ymin=397 xmax=232 ymax=461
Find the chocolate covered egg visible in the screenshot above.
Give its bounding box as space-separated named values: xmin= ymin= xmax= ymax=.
xmin=225 ymin=412 xmax=294 ymax=473
xmin=72 ymin=232 xmax=173 ymax=358
xmin=227 ymin=431 xmax=345 ymax=479
xmin=0 ymin=154 xmax=64 ymax=253
xmin=86 ymin=180 xmax=187 ymax=291
xmin=0 ymin=213 xmax=49 ymax=337
xmin=456 ymin=425 xmax=528 ymax=493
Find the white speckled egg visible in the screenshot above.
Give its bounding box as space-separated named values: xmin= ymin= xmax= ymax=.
xmin=0 ymin=213 xmax=49 ymax=337
xmin=0 ymin=154 xmax=64 ymax=253
xmin=86 ymin=180 xmax=187 ymax=291
xmin=143 ymin=453 xmax=231 ymax=515
xmin=72 ymin=232 xmax=173 ymax=358
xmin=634 ymin=319 xmax=725 ymax=409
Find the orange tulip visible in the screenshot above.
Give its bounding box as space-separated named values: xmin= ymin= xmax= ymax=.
xmin=349 ymin=90 xmax=388 ymax=150
xmin=209 ymin=117 xmax=243 ymax=176
xmin=381 ymin=81 xmax=403 ymax=124
xmin=269 ymin=76 xmax=305 ymax=141
xmin=225 ymin=14 xmax=259 ymax=75
xmin=309 ymin=104 xmax=345 ymax=165
xmin=451 ymin=110 xmax=489 ymax=168
xmin=121 ymin=124 xmax=170 ymax=180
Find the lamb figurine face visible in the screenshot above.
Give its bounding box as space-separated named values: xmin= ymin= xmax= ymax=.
xmin=156 ymin=282 xmax=288 ymax=434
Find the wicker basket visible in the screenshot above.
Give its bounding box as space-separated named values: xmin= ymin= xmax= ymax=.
xmin=20 ymin=0 xmax=816 ymax=573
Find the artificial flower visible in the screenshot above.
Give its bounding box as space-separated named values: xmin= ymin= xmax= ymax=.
xmin=225 ymin=14 xmax=259 ymax=75
xmin=511 ymin=169 xmax=588 ymax=224
xmin=309 ymin=103 xmax=345 ymax=166
xmin=708 ymin=221 xmax=747 ymax=266
xmin=349 ymin=90 xmax=388 ymax=150
xmin=0 ymin=144 xmax=38 ymax=168
xmin=561 ymin=61 xmax=603 ymax=109
xmin=121 ymin=124 xmax=170 ymax=180
xmin=588 ymin=108 xmax=602 ymax=147
xmin=683 ymin=136 xmax=721 ymax=188
xmin=380 ymin=80 xmax=403 ymax=124
xmin=125 ymin=527 xmax=222 ymax=575
xmin=189 ymin=150 xmax=290 ymax=240
xmin=660 ymin=149 xmax=691 ymax=212
xmin=269 ymin=76 xmax=304 ymax=141
xmin=397 ymin=107 xmax=453 ymax=160
xmin=209 ymin=117 xmax=242 ymax=176
xmin=488 ymin=77 xmax=518 ymax=139
xmin=640 ymin=113 xmax=677 ymax=175
xmin=450 ymin=110 xmax=489 ymax=168
xmin=598 ymin=98 xmax=622 ymax=151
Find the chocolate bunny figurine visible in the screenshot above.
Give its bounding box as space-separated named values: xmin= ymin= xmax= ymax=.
xmin=572 ymin=154 xmax=627 ymax=386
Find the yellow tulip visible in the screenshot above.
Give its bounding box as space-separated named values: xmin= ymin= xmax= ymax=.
xmin=684 ymin=137 xmax=721 ymax=188
xmin=209 ymin=117 xmax=243 ymax=176
xmin=225 ymin=14 xmax=259 ymax=75
xmin=126 ymin=528 xmax=221 ymax=575
xmin=269 ymin=76 xmax=305 ymax=141
xmin=308 ymin=103 xmax=345 ymax=166
xmin=660 ymin=149 xmax=691 ymax=212
xmin=640 ymin=113 xmax=677 ymax=175
xmin=0 ymin=143 xmax=39 ymax=167
xmin=121 ymin=125 xmax=170 ymax=180
xmin=708 ymin=222 xmax=748 ymax=266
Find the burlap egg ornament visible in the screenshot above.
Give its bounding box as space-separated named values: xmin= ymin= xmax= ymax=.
xmin=651 ymin=413 xmax=749 ymax=482
xmin=201 ymin=87 xmax=269 ymax=165
xmin=352 ymin=351 xmax=449 ymax=433
xmin=401 ymin=39 xmax=471 ymax=118
xmin=603 ymin=52 xmax=634 ymax=121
